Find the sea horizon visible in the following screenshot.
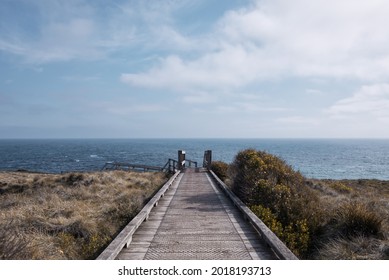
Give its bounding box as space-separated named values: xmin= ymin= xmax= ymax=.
xmin=1 ymin=137 xmax=389 ymax=140
xmin=1 ymin=138 xmax=389 ymax=180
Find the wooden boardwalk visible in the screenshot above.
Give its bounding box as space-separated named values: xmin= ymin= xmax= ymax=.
xmin=115 ymin=169 xmax=277 ymax=260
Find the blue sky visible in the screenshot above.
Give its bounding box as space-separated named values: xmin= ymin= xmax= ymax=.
xmin=1 ymin=0 xmax=389 ymax=138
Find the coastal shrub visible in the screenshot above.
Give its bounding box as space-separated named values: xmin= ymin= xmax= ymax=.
xmin=329 ymin=182 xmax=353 ymax=193
xmin=250 ymin=205 xmax=310 ymax=257
xmin=81 ymin=233 xmax=111 ymax=259
xmin=250 ymin=205 xmax=283 ymax=236
xmin=56 ymin=229 xmax=111 ymax=259
xmin=57 ymin=232 xmax=77 ymax=259
xmin=227 ymin=149 xmax=389 ymax=259
xmin=230 ymin=149 xmax=305 ymax=205
xmin=283 ymin=219 xmax=310 ymax=256
xmin=334 ymin=202 xmax=383 ymax=238
xmin=230 ymin=149 xmax=322 ymax=257
xmin=211 ymin=161 xmax=229 ymax=181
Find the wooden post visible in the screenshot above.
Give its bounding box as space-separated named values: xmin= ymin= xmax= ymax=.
xmin=178 ymin=150 xmax=186 ymax=171
xmin=203 ymin=150 xmax=212 ymax=170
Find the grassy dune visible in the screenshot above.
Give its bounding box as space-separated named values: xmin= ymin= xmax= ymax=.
xmin=0 ymin=171 xmax=167 ymax=260
xmin=307 ymin=179 xmax=389 ymax=259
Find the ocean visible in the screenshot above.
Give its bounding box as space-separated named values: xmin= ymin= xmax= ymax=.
xmin=0 ymin=138 xmax=388 ymax=180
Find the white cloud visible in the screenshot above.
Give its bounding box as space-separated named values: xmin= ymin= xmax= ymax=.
xmin=122 ymin=0 xmax=389 ymax=93
xmin=3 ymin=0 xmax=389 ymax=80
xmin=121 ymin=46 xmax=261 ymax=91
xmin=24 ymin=18 xmax=105 ymax=63
xmin=1 ymin=0 xmax=98 ymax=63
xmin=181 ymin=91 xmax=217 ymax=104
xmin=276 ymin=116 xmax=320 ymax=125
xmin=305 ymin=89 xmax=322 ymax=95
xmin=236 ymin=102 xmax=287 ymax=113
xmin=93 ymin=102 xmax=166 ymax=117
xmin=0 ymin=1 xmax=144 ymax=63
xmin=0 ymin=40 xmax=26 ymax=55
xmin=327 ymin=84 xmax=389 ymax=120
xmin=0 ymin=0 xmax=208 ymax=65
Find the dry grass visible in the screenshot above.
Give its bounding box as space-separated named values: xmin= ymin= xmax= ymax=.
xmin=305 ymin=179 xmax=389 ymax=259
xmin=316 ymin=236 xmax=389 ymax=260
xmin=0 ymin=170 xmax=167 ymax=259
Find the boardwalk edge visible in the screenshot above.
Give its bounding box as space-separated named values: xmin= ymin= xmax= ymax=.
xmin=96 ymin=170 xmax=181 ymax=260
xmin=209 ymin=170 xmax=299 ymax=260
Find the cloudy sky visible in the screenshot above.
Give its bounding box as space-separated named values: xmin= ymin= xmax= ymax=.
xmin=1 ymin=0 xmax=389 ymax=138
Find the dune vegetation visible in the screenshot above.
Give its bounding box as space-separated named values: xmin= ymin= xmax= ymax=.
xmin=0 ymin=170 xmax=167 ymax=260
xmin=212 ymin=149 xmax=389 ymax=260
xmin=2 ymin=152 xmax=388 ymax=260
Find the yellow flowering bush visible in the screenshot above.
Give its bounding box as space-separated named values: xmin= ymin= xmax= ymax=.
xmin=231 ymin=149 xmax=320 ymax=257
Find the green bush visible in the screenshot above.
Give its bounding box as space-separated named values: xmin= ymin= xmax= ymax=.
xmin=250 ymin=205 xmax=310 ymax=258
xmin=250 ymin=205 xmax=283 ymax=237
xmin=230 ymin=149 xmax=322 ymax=258
xmin=227 ymin=149 xmax=388 ymax=259
xmin=329 ymin=182 xmax=353 ymax=193
xmin=211 ymin=161 xmax=229 ymax=181
xmin=230 ymin=149 xmax=305 ymax=205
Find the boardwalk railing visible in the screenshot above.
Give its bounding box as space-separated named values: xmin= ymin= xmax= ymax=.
xmin=209 ymin=170 xmax=299 ymax=260
xmin=186 ymin=159 xmax=198 ymax=168
xmin=161 ymin=158 xmax=178 ymax=173
xmin=102 ymin=151 xmax=197 ymax=174
xmin=97 ymin=170 xmax=182 ymax=260
xmin=101 ymin=162 xmax=164 ymax=172
xmin=177 ymin=150 xmax=198 ymax=170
